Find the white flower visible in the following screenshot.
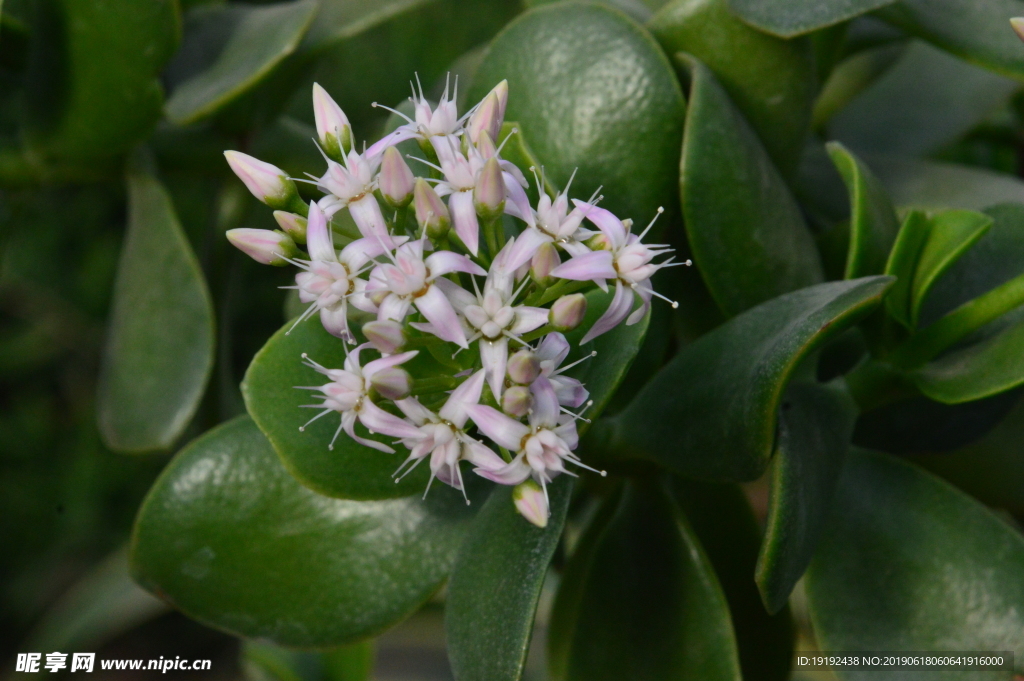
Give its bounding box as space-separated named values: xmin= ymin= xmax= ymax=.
xmin=316 ymin=148 xmax=399 ymax=249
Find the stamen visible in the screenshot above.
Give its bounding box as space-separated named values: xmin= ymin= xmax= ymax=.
xmin=559 ymin=405 xmax=591 ymax=424
xmin=327 ymin=419 xmax=345 ymax=450
xmin=496 ymin=128 xmax=518 ymax=154
xmin=555 ymin=351 xmax=597 ymax=374
xmin=562 ymin=167 xmax=579 ymax=197
xmin=633 ymin=283 xmax=679 ymax=309
xmin=287 ymin=302 xmax=321 ymax=334
xmin=407 ymin=155 xmax=444 ymax=174
xmin=298 ymin=408 xmax=332 ymax=432
xmin=638 ymin=206 xmax=664 ymax=240
xmin=370 ymin=102 xmax=414 ymax=124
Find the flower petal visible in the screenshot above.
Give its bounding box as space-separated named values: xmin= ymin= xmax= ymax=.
xmin=510 ymin=306 xmax=549 ymax=335
xmin=504 ymin=228 xmax=551 ymax=273
xmin=365 ymin=127 xmax=418 ymax=161
xmin=463 ymin=438 xmax=506 ymax=471
xmin=358 ymin=400 xmax=423 ymax=441
xmin=415 ymin=284 xmax=469 ymax=348
xmin=344 ymin=410 xmax=394 ymax=453
xmin=572 ymin=199 xmax=627 ymax=249
xmin=480 ymin=337 xmax=509 ymax=403
xmin=504 ymin=173 xmax=535 ymax=227
xmin=425 ymin=250 xmax=487 ymax=277
xmin=466 ymin=404 xmax=529 ymax=451
xmin=536 ymin=332 xmax=570 ymax=366
xmin=305 ymin=202 xmax=335 ymax=262
xmin=349 ymin=194 xmax=397 ymax=249
xmin=363 ymin=350 xmax=418 ymax=379
xmin=449 ymin=191 xmax=480 ymax=256
xmin=395 ymin=398 xmax=435 ymax=427
xmin=550 ymin=250 xmax=616 ymax=281
xmin=318 ymin=306 xmax=351 ymax=341
xmin=528 ymin=375 xmax=560 ymax=429
xmin=551 ymin=375 xmax=589 ymax=409
xmin=474 ymin=454 xmax=531 ymax=486
xmin=439 ymin=369 xmax=486 ymax=427
xmin=581 ymin=280 xmax=634 ymax=344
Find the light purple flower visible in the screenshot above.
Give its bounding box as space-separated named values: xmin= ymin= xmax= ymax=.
xmin=312 ymin=83 xmax=351 ymax=159
xmin=316 ymin=148 xmax=399 ymax=249
xmin=297 ymin=346 xmax=423 ymax=453
xmin=226 ymin=228 xmax=297 ymax=266
xmin=535 ymin=333 xmax=590 ymax=409
xmin=393 ymin=370 xmax=505 ymax=500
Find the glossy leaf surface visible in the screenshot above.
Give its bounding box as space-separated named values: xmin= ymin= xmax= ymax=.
xmin=756 ymin=380 xmax=857 ymax=614
xmin=869 ymin=156 xmax=1024 ymax=211
xmin=726 ymin=0 xmax=897 ymax=38
xmin=131 ymin=417 xmax=480 ymax=647
xmin=649 ymin=0 xmax=816 ymax=175
xmin=826 ymin=142 xmax=901 ymax=279
xmin=680 ymin=56 xmax=823 ymax=317
xmin=446 ymin=477 xmax=572 ymax=681
xmin=596 ymin=277 xmax=892 ymax=481
xmin=302 ymin=0 xmax=431 ymax=52
xmin=468 ymin=2 xmax=686 ymax=224
xmin=807 ymin=449 xmax=1024 ymax=674
xmin=165 ymin=0 xmax=318 ymax=125
xmin=97 ymin=172 xmax=214 ymax=453
xmin=549 ymin=481 xmax=742 ymax=681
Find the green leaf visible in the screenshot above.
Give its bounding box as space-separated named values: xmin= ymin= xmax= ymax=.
xmin=649 ymin=0 xmax=816 ymax=176
xmin=882 ymin=210 xmax=929 ymax=327
xmin=826 ymin=142 xmax=901 ymax=279
xmin=97 ymin=171 xmax=215 ymax=453
xmin=725 ymin=0 xmax=898 ymax=38
xmin=446 ymin=477 xmax=573 ymax=681
xmin=593 ymin=277 xmax=892 ymax=481
xmin=242 ymin=317 xmax=430 ymax=500
xmin=301 ymin=0 xmax=432 ymax=52
xmin=131 ymin=416 xmax=481 ymax=647
xmin=468 ymin=2 xmax=686 ymax=225
xmin=679 ymin=55 xmax=823 ymax=317
xmin=913 ymin=313 xmax=1024 ymax=403
xmin=242 ymin=640 xmax=373 ymax=681
xmin=26 ymin=0 xmax=179 ymax=164
xmin=669 ymin=480 xmax=795 ymax=681
xmin=876 ymin=0 xmax=1024 ymax=80
xmin=812 ymin=43 xmax=907 ymax=130
xmin=806 ymin=449 xmax=1024 ymax=670
xmin=828 ymin=41 xmax=1019 ymax=158
xmin=548 ymin=481 xmax=742 ymax=681
xmin=756 ymin=380 xmax=857 ymax=615
xmin=868 ymin=155 xmax=1024 ymax=212
xmin=164 ymin=0 xmax=318 ymax=125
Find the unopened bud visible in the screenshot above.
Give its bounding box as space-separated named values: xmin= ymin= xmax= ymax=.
xmin=414 ymin=179 xmax=451 ymax=238
xmin=224 ymin=151 xmax=298 ymax=210
xmin=273 ymin=211 xmax=307 ymax=244
xmin=226 ymin=228 xmax=297 ymax=266
xmin=474 ymin=157 xmax=505 ymax=219
xmin=507 ymin=349 xmax=541 ymax=385
xmin=380 ymin=147 xmax=415 ymax=208
xmin=1013 ymin=17 xmax=1024 ymax=42
xmin=531 ymin=242 xmax=560 ymax=286
xmin=467 ymin=91 xmax=503 ymax=145
xmin=370 ymin=367 xmax=412 ymax=400
xmin=363 ymin=320 xmax=406 ymax=355
xmin=585 ymin=232 xmax=611 ymax=251
xmin=550 ymin=293 xmax=587 ymax=331
xmin=513 ymin=479 xmax=548 ymax=528
xmin=502 ymin=385 xmax=532 ymax=418
xmin=312 ymin=83 xmax=352 ymax=160
xmin=475 ymin=130 xmax=498 ymax=160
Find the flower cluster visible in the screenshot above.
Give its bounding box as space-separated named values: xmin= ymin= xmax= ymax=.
xmin=224 ymin=78 xmax=682 ymax=526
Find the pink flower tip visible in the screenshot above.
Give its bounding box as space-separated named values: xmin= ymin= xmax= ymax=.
xmin=226 ymin=228 xmax=296 ymax=266
xmin=513 ymin=480 xmax=548 ymax=528
xmin=224 ymin=151 xmax=296 ymax=208
xmin=273 ymin=211 xmax=307 ymax=244
xmin=312 ymin=83 xmax=352 ymax=160
xmin=380 ymin=147 xmax=415 ymax=208
xmin=363 ymin=320 xmax=407 ymax=354
xmin=550 ymin=293 xmax=587 ymax=332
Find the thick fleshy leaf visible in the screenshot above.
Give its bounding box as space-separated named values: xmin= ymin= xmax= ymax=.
xmin=468 ymin=2 xmax=686 ymax=225
xmin=548 ymin=481 xmax=742 ymax=681
xmin=301 ymin=0 xmax=431 ymax=52
xmin=806 ymin=449 xmax=1024 ymax=671
xmin=868 ymin=155 xmax=1024 ymax=212
xmin=876 ymin=0 xmax=1024 ymax=80
xmin=649 ymin=0 xmax=816 ymax=176
xmin=131 ymin=416 xmax=481 ymax=647
xmin=826 ymin=142 xmax=901 ymax=279
xmin=97 ymin=172 xmax=214 ymax=453
xmin=24 ymin=0 xmax=179 ymax=164
xmin=446 ymin=477 xmax=572 ymax=681
xmin=242 ymin=640 xmax=373 ymax=681
xmin=670 ymin=480 xmax=795 ymax=681
xmin=164 ymin=0 xmax=318 ymax=125
xmin=592 ymin=277 xmax=892 ymax=481
xmin=828 ymin=41 xmax=1018 ymax=158
xmin=725 ymin=0 xmax=897 ymax=38
xmin=756 ymin=380 xmax=857 ymax=615
xmin=242 ymin=317 xmax=433 ymax=500
xmin=679 ymin=56 xmax=823 ymax=317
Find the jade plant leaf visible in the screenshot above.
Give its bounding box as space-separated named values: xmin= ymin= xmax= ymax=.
xmin=165 ymin=0 xmax=318 ymax=125
xmin=242 ymin=640 xmax=374 ymax=681
xmin=826 ymin=142 xmax=901 ymax=279
xmin=806 ymin=449 xmax=1024 ymax=672
xmin=446 ymin=477 xmax=573 ymax=681
xmin=756 ymin=379 xmax=857 ymax=615
xmin=679 ymin=55 xmax=823 ymax=317
xmin=548 ymin=481 xmax=742 ymax=681
xmin=876 ymin=0 xmax=1024 ymax=80
xmin=97 ymin=171 xmax=214 ymax=453
xmin=242 ymin=316 xmax=431 ymax=500
xmin=591 ymin=277 xmax=892 ymax=481
xmin=868 ymin=155 xmax=1024 ymax=212
xmin=468 ymin=2 xmax=686 ymax=225
xmin=670 ymin=480 xmax=794 ymax=681
xmin=725 ymin=0 xmax=898 ymax=38
xmin=301 ymin=0 xmax=432 ymax=52
xmin=131 ymin=416 xmax=481 ymax=647
xmin=649 ymin=0 xmax=816 ymax=176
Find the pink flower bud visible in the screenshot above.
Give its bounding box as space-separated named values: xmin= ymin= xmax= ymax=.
xmin=475 ymin=130 xmax=498 ymax=160
xmin=467 ymin=90 xmax=502 ymax=145
xmin=474 ymin=157 xmax=505 ymax=219
xmin=585 ymin=232 xmax=611 ymax=251
xmin=513 ymin=479 xmax=548 ymax=528
xmin=414 ymin=178 xmax=451 ymax=238
xmin=379 ymin=147 xmax=415 ymax=208
xmin=507 ymin=349 xmax=541 ymax=385
xmin=226 ymin=228 xmax=297 ymax=266
xmin=370 ymin=367 xmax=412 ymax=400
xmin=273 ymin=211 xmax=307 ymax=244
xmin=550 ymin=293 xmax=587 ymax=332
xmin=531 ymin=242 xmax=560 ymax=286
xmin=1013 ymin=17 xmax=1024 ymax=42
xmin=224 ymin=151 xmax=297 ymax=210
xmin=363 ymin=320 xmax=406 ymax=355
xmin=502 ymin=385 xmax=532 ymax=418
xmin=312 ymin=83 xmax=352 ymax=160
